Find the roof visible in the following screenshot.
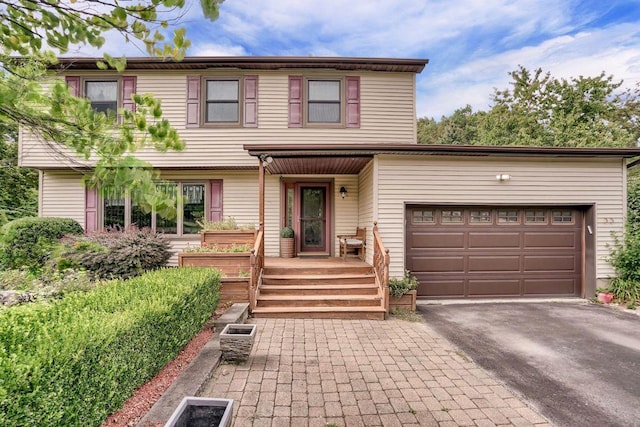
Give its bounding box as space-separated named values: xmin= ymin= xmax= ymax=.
xmin=244 ymin=143 xmax=640 ymax=175
xmin=53 ymin=56 xmax=429 ymax=73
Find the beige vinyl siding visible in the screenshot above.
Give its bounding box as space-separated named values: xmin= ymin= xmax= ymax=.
xmin=20 ymin=71 xmax=417 ymax=168
xmin=376 ymin=155 xmax=625 ymax=280
xmin=264 ymin=175 xmax=281 ymax=257
xmin=40 ymin=171 xmax=86 ymax=227
xmin=358 ymin=160 xmax=375 ymax=263
xmin=333 ymin=176 xmax=360 ymax=255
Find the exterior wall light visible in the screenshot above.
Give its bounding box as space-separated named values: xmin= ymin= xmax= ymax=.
xmin=260 ymin=155 xmax=273 ymax=167
xmin=496 ymin=174 xmax=511 ymax=182
xmin=340 ymin=186 xmax=348 ymax=199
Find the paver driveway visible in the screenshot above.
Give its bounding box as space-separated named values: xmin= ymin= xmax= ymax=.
xmin=419 ymin=302 xmax=640 ymax=427
xmin=201 ymin=317 xmax=550 ymax=426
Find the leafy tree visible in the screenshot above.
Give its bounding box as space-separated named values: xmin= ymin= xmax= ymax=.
xmin=0 ymin=122 xmax=37 ymax=225
xmin=0 ymin=0 xmax=222 ymax=213
xmin=418 ymin=66 xmax=640 ymax=148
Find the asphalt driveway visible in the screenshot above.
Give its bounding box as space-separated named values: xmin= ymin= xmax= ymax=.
xmin=418 ymin=302 xmax=640 ymax=427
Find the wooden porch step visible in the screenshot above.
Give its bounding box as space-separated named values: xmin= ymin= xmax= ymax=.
xmin=262 ymin=273 xmax=375 ymax=285
xmin=260 ymin=283 xmax=379 ymax=296
xmin=263 ymin=266 xmax=373 ymax=276
xmin=251 ymin=306 xmax=386 ymax=320
xmin=257 ymin=294 xmax=381 ymax=307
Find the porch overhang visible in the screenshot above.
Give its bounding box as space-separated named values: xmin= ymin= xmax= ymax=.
xmin=244 ymin=143 xmax=640 ymax=175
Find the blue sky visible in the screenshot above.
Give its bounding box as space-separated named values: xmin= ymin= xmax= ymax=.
xmin=85 ymin=0 xmax=640 ymax=119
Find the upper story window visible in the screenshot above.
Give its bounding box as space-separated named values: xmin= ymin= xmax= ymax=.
xmin=307 ymin=80 xmax=341 ymax=123
xmin=205 ymin=79 xmax=240 ymax=123
xmin=85 ymin=80 xmax=118 ymax=115
xmin=65 ymin=75 xmax=137 ymax=115
xmin=289 ymin=75 xmax=360 ymax=128
xmin=186 ymin=75 xmax=258 ymax=128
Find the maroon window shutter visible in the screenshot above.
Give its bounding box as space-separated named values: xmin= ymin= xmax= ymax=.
xmin=288 ymin=76 xmax=303 ymax=128
xmin=345 ymin=76 xmax=360 ymax=128
xmin=66 ymin=76 xmax=80 ymax=96
xmin=85 ymin=187 xmax=98 ymax=233
xmin=209 ymin=180 xmax=223 ymax=221
xmin=186 ymin=76 xmax=201 ymax=127
xmin=121 ymin=76 xmax=137 ymax=112
xmin=243 ymin=75 xmax=258 ymax=127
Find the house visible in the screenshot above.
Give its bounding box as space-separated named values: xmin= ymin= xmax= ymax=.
xmin=18 ymin=56 xmax=640 ymax=315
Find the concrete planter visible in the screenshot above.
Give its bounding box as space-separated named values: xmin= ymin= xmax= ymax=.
xmin=389 ymin=290 xmax=417 ymax=311
xmin=165 ymin=397 xmax=233 ymax=427
xmin=220 ymin=323 xmax=257 ymax=362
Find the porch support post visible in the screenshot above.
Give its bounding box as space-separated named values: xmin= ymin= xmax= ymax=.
xmin=259 ymin=158 xmax=265 ymax=228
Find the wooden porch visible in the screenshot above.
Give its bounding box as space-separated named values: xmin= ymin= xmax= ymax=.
xmin=245 ymin=148 xmax=391 ymax=320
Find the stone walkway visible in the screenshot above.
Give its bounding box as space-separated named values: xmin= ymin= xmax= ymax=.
xmin=201 ymin=318 xmax=551 ymax=427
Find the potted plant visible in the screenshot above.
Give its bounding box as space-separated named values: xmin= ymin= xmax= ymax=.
xmin=280 ymin=226 xmax=295 ymax=258
xmin=388 ymin=270 xmax=419 ymax=311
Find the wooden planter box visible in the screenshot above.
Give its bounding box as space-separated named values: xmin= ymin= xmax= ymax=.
xmin=165 ymin=397 xmax=233 ymax=427
xmin=220 ymin=277 xmax=250 ymax=304
xmin=280 ymin=237 xmax=294 ymax=258
xmin=178 ymin=252 xmax=251 ymax=276
xmin=389 ymin=290 xmax=417 ymax=311
xmin=201 ymin=229 xmax=256 ymax=247
xmin=220 ymin=323 xmax=257 ymax=362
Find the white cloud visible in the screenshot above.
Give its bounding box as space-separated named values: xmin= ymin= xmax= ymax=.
xmin=192 ymin=42 xmax=248 ymax=56
xmin=418 ymin=22 xmax=640 ymax=118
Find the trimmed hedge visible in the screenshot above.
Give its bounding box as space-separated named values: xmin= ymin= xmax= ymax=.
xmin=0 ymin=267 xmax=220 ymax=427
xmin=0 ymin=217 xmax=84 ymax=269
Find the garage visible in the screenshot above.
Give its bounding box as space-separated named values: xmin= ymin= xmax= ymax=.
xmin=406 ymin=206 xmax=583 ymax=298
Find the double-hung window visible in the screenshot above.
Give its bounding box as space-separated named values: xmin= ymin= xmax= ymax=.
xmin=307 ymin=80 xmax=341 ymax=123
xmin=66 ymin=75 xmax=137 ymax=117
xmin=205 ymin=79 xmax=240 ymax=124
xmin=186 ymin=75 xmax=258 ymax=128
xmin=85 ymin=80 xmax=118 ymax=115
xmin=288 ymin=75 xmax=360 ymax=128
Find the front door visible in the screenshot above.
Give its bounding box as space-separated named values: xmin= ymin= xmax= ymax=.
xmin=296 ymin=183 xmax=330 ymax=254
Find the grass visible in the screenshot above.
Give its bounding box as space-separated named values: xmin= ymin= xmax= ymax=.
xmin=389 ymin=307 xmax=423 ymax=322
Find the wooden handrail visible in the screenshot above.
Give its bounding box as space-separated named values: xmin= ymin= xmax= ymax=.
xmin=249 ymin=225 xmax=265 ymax=312
xmin=372 ymin=221 xmax=390 ymax=318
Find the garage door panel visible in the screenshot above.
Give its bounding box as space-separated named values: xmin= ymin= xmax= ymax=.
xmin=524 ymin=279 xmax=578 ymax=295
xmin=468 ymin=256 xmax=520 ymax=272
xmin=469 ymin=232 xmax=520 ymax=248
xmin=407 ymin=206 xmax=582 ymax=298
xmin=468 ymin=280 xmax=521 ymax=296
xmin=524 ymin=255 xmax=577 ymax=272
xmin=410 ymin=232 xmax=465 ymax=249
xmin=419 ymin=280 xmax=465 ymax=297
xmin=410 ymin=256 xmax=465 ymax=273
xmin=524 ymin=232 xmax=577 ymax=249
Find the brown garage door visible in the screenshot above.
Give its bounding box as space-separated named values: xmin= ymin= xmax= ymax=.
xmin=406 ymin=206 xmax=582 ymax=298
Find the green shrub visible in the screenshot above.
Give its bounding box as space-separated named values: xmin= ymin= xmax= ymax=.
xmin=607 ymin=227 xmax=640 ymax=304
xmin=280 ymin=226 xmax=294 ymax=238
xmin=0 ymin=217 xmax=83 ymax=270
xmin=388 ymin=269 xmax=418 ymax=298
xmin=55 ymin=227 xmax=172 ymax=279
xmin=0 ymin=267 xmax=220 ymax=427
